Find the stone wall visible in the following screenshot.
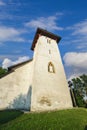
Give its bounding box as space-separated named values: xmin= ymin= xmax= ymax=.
xmin=0 ymin=35 xmax=73 ymax=112
xmin=0 ymin=61 xmax=33 ymax=110
xmin=31 ymin=36 xmax=73 ymax=111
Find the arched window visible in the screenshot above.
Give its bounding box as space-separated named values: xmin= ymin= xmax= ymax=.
xmin=48 ymin=62 xmax=55 ymax=73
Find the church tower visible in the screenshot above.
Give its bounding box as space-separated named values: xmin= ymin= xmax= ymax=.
xmin=31 ymin=28 xmax=72 ymax=111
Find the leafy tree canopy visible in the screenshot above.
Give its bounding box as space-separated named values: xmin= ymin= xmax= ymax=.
xmin=0 ymin=67 xmax=7 ymax=77
xmin=68 ymin=74 xmax=87 ymax=108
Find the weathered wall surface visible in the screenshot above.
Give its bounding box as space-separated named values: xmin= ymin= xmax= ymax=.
xmin=31 ymin=36 xmax=73 ymax=111
xmin=0 ymin=35 xmax=73 ymax=112
xmin=0 ymin=61 xmax=33 ymax=110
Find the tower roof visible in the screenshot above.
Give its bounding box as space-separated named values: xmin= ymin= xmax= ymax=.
xmin=31 ymin=28 xmax=61 ymax=50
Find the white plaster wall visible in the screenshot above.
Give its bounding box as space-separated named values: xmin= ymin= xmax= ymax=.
xmin=0 ymin=61 xmax=33 ymax=110
xmin=31 ymin=36 xmax=73 ymax=111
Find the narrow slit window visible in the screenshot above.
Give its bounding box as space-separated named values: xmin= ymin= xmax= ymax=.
xmin=48 ymin=62 xmax=55 ymax=73
xmin=49 ymin=50 xmax=51 ymax=54
xmin=47 ymin=39 xmax=51 ymax=44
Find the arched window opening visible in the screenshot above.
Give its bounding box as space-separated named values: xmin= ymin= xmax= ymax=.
xmin=48 ymin=62 xmax=55 ymax=73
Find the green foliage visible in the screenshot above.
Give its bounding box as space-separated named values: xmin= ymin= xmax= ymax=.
xmin=80 ymin=75 xmax=87 ymax=95
xmin=74 ymin=91 xmax=86 ymax=107
xmin=0 ymin=67 xmax=7 ymax=77
xmin=0 ymin=109 xmax=87 ymax=130
xmin=69 ymin=74 xmax=87 ymax=107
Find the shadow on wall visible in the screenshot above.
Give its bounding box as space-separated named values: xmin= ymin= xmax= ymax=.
xmin=7 ymin=86 xmax=32 ymax=111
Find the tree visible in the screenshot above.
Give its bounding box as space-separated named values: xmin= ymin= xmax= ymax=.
xmin=80 ymin=75 xmax=87 ymax=96
xmin=0 ymin=67 xmax=7 ymax=77
xmin=69 ymin=74 xmax=87 ymax=108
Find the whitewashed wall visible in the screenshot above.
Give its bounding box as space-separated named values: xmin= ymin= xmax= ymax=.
xmin=0 ymin=61 xmax=33 ymax=110
xmin=31 ymin=36 xmax=73 ymax=111
xmin=0 ymin=35 xmax=73 ymax=112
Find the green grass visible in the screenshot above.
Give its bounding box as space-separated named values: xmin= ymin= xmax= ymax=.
xmin=0 ymin=108 xmax=87 ymax=130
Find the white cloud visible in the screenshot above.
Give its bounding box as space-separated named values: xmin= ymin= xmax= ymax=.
xmin=63 ymin=52 xmax=87 ymax=68
xmin=0 ymin=55 xmax=20 ymax=61
xmin=65 ymin=19 xmax=87 ymax=49
xmin=2 ymin=56 xmax=30 ymax=69
xmin=0 ymin=26 xmax=25 ymax=42
xmin=0 ymin=1 xmax=5 ymax=6
xmin=2 ymin=58 xmax=13 ymax=69
xmin=63 ymin=52 xmax=87 ymax=79
xmin=66 ymin=19 xmax=87 ymax=40
xmin=71 ymin=19 xmax=87 ymax=35
xmin=25 ymin=15 xmax=63 ymax=31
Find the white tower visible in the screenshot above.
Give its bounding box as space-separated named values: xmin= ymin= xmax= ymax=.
xmin=31 ymin=28 xmax=72 ymax=111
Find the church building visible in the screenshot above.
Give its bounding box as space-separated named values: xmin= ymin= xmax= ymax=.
xmin=0 ymin=28 xmax=73 ymax=111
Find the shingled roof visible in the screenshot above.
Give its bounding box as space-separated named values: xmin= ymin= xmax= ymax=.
xmin=31 ymin=28 xmax=61 ymax=50
xmin=8 ymin=59 xmax=33 ymax=71
xmin=0 ymin=59 xmax=33 ymax=78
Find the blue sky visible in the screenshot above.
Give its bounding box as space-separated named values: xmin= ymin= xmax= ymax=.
xmin=0 ymin=0 xmax=87 ymax=79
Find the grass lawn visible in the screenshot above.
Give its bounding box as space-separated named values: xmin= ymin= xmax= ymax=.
xmin=0 ymin=108 xmax=87 ymax=130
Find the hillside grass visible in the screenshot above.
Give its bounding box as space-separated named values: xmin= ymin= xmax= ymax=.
xmin=0 ymin=108 xmax=87 ymax=130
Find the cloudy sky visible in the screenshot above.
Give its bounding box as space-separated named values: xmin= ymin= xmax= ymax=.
xmin=0 ymin=0 xmax=87 ymax=79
